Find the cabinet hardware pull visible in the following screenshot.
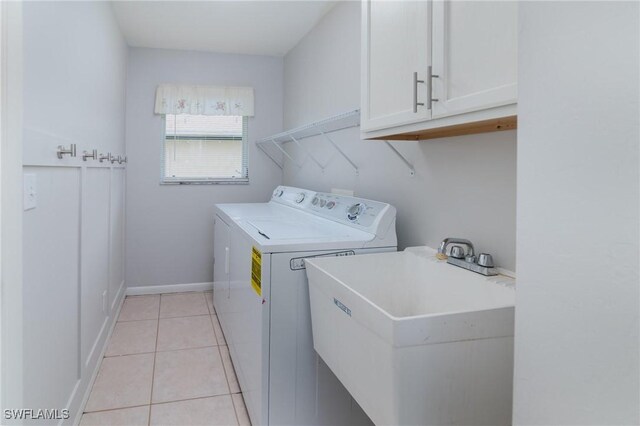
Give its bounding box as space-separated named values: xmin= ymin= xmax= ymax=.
xmin=413 ymin=72 xmax=425 ymax=113
xmin=427 ymin=66 xmax=439 ymax=109
xmin=98 ymin=153 xmax=111 ymax=163
xmin=57 ymin=144 xmax=76 ymax=159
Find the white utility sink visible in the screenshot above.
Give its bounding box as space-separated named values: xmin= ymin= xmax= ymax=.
xmin=305 ymin=246 xmax=515 ymax=426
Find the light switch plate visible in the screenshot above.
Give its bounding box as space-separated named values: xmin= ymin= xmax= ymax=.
xmin=23 ymin=173 xmax=37 ymax=211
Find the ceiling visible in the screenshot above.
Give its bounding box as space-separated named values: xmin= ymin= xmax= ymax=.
xmin=111 ymin=1 xmax=337 ymax=57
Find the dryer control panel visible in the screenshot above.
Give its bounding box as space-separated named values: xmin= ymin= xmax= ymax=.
xmin=271 ymin=186 xmax=316 ymax=209
xmin=270 ymin=186 xmax=396 ymax=238
xmin=306 ymin=192 xmax=391 ymax=231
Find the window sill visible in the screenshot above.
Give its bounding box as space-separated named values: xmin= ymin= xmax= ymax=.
xmin=160 ymin=179 xmax=249 ymax=185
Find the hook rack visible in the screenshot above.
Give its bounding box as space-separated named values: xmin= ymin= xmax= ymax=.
xmin=384 ymin=140 xmax=415 ymax=176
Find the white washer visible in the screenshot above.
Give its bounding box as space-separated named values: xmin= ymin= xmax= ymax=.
xmin=213 ymin=186 xmax=397 ymax=425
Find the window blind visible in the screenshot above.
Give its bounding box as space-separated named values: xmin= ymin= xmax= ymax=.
xmin=162 ymin=114 xmax=249 ymax=184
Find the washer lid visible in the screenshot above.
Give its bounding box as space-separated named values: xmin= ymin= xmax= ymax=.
xmin=247 ymin=218 xmax=353 ymax=240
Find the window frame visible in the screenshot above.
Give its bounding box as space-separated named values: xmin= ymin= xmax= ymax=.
xmin=160 ymin=114 xmax=249 ymax=185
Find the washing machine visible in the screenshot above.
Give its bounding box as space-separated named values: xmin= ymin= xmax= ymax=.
xmin=213 ymin=186 xmax=397 ymax=425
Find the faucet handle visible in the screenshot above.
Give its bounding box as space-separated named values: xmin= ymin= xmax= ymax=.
xmin=450 ymin=246 xmax=466 ymax=259
xmin=477 ymin=253 xmax=494 ymax=268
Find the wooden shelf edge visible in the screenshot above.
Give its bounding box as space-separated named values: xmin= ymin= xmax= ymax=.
xmin=368 ymin=115 xmax=517 ymax=141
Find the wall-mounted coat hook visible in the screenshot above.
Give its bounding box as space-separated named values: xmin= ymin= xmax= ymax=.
xmin=82 ymin=149 xmax=97 ymax=161
xmin=57 ymin=143 xmax=76 ymax=159
xmin=384 ymin=140 xmax=415 ymax=176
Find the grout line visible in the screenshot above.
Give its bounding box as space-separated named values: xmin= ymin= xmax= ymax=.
xmin=215 ymin=338 xmax=233 ymax=396
xmin=157 ymin=313 xmax=212 ymax=320
xmin=155 ymin=344 xmax=219 ymax=354
xmin=148 ymin=304 xmax=161 ymax=426
xmin=116 ymin=317 xmax=160 ymax=323
xmin=231 ymin=392 xmax=249 ymax=426
xmin=150 ymin=392 xmax=236 ymax=407
xmin=104 ymin=350 xmax=157 ymax=358
xmin=230 ymin=393 xmax=242 ymax=425
xmin=82 ymin=404 xmax=151 ymax=415
xmin=118 ymin=311 xmax=211 ymax=323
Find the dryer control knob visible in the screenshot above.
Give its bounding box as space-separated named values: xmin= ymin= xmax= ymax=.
xmin=311 ymin=196 xmax=319 ymax=206
xmin=295 ymin=192 xmax=306 ymax=203
xmin=347 ymin=203 xmax=366 ymax=221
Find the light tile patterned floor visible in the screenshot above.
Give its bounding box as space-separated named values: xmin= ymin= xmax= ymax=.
xmin=81 ymin=292 xmax=251 ymax=426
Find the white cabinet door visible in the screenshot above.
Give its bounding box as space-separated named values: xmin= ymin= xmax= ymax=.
xmin=81 ymin=167 xmax=110 ymax=369
xmin=109 ymin=168 xmax=126 ymax=312
xmin=361 ymin=0 xmax=432 ymax=132
xmin=431 ymin=0 xmax=517 ymax=118
xmin=213 ymin=216 xmax=230 ymax=302
xmin=23 ymin=167 xmax=81 ymax=410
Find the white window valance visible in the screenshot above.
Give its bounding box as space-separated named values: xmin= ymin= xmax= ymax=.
xmin=154 ymin=84 xmax=254 ymax=116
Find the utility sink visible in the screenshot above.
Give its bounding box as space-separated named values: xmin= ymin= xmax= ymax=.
xmin=305 ymin=247 xmax=515 ymax=426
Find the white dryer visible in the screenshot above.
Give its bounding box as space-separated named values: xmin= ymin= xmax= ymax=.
xmin=213 ymin=186 xmax=397 ymax=425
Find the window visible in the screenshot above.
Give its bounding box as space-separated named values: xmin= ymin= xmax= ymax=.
xmin=162 ymin=114 xmax=249 ymax=184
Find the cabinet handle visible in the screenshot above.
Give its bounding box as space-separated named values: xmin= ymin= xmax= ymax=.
xmin=413 ymin=72 xmax=425 ymax=113
xmin=427 ymin=66 xmax=439 ymax=110
xmin=224 ymin=247 xmax=230 ymax=274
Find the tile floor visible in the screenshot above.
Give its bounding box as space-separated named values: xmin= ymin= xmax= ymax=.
xmin=80 ymin=291 xmax=251 ymax=426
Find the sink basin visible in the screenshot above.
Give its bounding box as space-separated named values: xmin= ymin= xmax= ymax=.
xmin=305 ymin=246 xmax=515 ymax=426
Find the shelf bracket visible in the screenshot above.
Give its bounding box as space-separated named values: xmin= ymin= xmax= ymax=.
xmin=320 ymin=131 xmax=359 ymax=175
xmin=257 ymin=143 xmax=283 ymax=170
xmin=271 ymin=138 xmax=302 ymax=168
xmin=384 ymin=140 xmax=415 ymax=176
xmin=290 ymin=135 xmax=325 ymax=172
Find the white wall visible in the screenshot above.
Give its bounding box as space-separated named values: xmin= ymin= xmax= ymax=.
xmin=283 ymin=2 xmax=517 ymax=270
xmin=514 ymin=2 xmax=639 ymax=424
xmin=125 ymin=48 xmax=283 ymax=288
xmin=22 ymin=2 xmax=127 ymax=423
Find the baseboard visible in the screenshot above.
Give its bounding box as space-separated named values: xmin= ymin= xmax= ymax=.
xmin=126 ymin=281 xmax=213 ymax=296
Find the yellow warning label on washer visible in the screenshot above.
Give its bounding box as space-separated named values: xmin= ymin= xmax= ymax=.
xmin=251 ymin=246 xmax=262 ymax=296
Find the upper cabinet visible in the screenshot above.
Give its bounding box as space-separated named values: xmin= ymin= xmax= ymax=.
xmin=361 ymin=0 xmax=518 ymax=141
xmin=361 ymin=1 xmax=432 ymax=132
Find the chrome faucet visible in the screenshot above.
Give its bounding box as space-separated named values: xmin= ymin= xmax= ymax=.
xmin=437 ymin=237 xmax=498 ymax=276
xmin=438 ymin=238 xmax=475 ymax=258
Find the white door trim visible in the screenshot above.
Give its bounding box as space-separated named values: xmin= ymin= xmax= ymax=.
xmin=0 ymin=0 xmax=24 ymax=414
